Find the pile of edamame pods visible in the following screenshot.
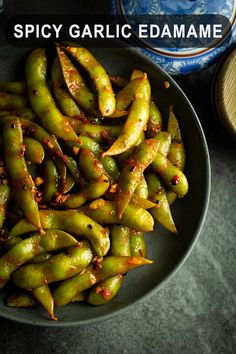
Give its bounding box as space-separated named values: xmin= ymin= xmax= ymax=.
xmin=0 ymin=43 xmax=188 ymax=320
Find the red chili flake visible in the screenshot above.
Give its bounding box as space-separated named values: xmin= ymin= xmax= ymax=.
xmin=34 ymin=190 xmax=43 ymax=203
xmin=172 ymin=175 xmax=180 ymax=185
xmin=19 ymin=143 xmax=26 ymax=157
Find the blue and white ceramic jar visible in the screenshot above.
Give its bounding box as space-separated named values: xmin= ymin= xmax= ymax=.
xmin=110 ymin=0 xmax=236 ymax=74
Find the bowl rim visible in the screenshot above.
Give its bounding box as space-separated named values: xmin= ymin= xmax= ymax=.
xmin=0 ymin=45 xmax=211 ymax=327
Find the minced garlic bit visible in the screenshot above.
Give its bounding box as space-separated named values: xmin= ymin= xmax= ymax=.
xmin=90 ymin=198 xmax=106 ymax=210
xmin=109 ymin=184 xmax=117 ymax=193
xmin=164 ymin=81 xmax=170 ymax=89
xmin=34 ymin=176 xmax=44 ymax=186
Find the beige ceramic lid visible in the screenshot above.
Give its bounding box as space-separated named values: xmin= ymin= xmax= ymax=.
xmin=215 ymin=47 xmax=236 ymax=142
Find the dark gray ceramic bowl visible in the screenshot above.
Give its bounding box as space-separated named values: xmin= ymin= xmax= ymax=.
xmin=0 ymin=43 xmax=210 ymax=326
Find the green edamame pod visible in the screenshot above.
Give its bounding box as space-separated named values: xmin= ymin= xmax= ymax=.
xmin=109 ymin=77 xmax=144 ymax=118
xmin=31 ymin=253 xmax=52 ymax=264
xmin=130 ymin=194 xmax=156 ymax=209
xmin=130 ymin=69 xmax=163 ymax=137
xmin=54 ymin=255 xmax=153 ymax=307
xmin=166 ymin=107 xmax=186 ymax=205
xmin=154 ymin=131 xmax=171 ymax=157
xmin=167 ymin=105 xmax=186 ymax=170
xmin=56 ymin=47 xmax=97 ymax=114
xmin=66 ymin=117 xmax=122 ymax=144
xmin=88 ymin=225 xmax=130 ymax=305
xmin=0 ymin=108 xmax=37 ymax=120
xmin=42 ymin=158 xmax=58 ymax=203
xmin=63 ymin=175 xmax=110 ymax=209
xmin=135 ymin=174 xmax=148 ymax=199
xmin=51 ymin=57 xmax=84 ymax=119
xmin=78 ymin=148 xmax=108 ymax=181
xmin=115 ymin=131 xmax=145 ymax=163
xmin=74 ymin=138 xmax=119 ymax=181
xmin=129 ymin=229 xmax=146 ymax=257
xmin=0 ymin=92 xmax=28 ymax=110
xmin=151 ymin=152 xmax=188 ymax=198
xmin=3 ymin=236 xmax=22 ymax=251
xmin=146 ymin=100 xmax=163 ymax=138
xmin=110 ymin=226 xmax=131 ymax=257
xmin=146 ymin=172 xmax=177 ymax=233
xmin=6 ymin=293 xmax=35 ymax=307
xmin=62 ymin=155 xmax=84 ymax=187
xmin=3 ymin=119 xmax=42 ymax=232
xmin=64 ymin=44 xmax=116 ymax=116
xmin=63 ymin=172 xmax=75 ymax=194
xmin=166 ymin=191 xmax=178 ymax=206
xmin=0 ymin=184 xmax=10 ymax=229
xmin=0 ymin=81 xmax=26 ymax=95
xmin=103 ymin=75 xmax=151 ymax=156
xmin=24 ymin=137 xmax=45 ymax=164
xmin=79 ymin=200 xmax=154 ymax=232
xmin=9 ymin=210 xmax=110 ymax=257
xmin=12 ymin=241 xmax=93 ymax=289
xmin=87 ymin=274 xmax=124 ymax=306
xmin=32 ymin=285 xmax=57 ymax=320
xmin=116 ymin=139 xmax=160 ymax=217
xmin=25 ymin=48 xmax=79 ymax=141
xmin=0 ymin=230 xmax=78 ymax=287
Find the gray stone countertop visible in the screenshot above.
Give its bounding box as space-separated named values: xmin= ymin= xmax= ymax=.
xmin=0 ymin=1 xmax=235 ymax=353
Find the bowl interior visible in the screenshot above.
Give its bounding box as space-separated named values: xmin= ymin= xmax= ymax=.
xmin=0 ymin=44 xmax=210 ymax=326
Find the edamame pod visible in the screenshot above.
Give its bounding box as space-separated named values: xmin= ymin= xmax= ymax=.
xmin=167 ymin=105 xmax=186 ymax=170
xmin=25 ymin=48 xmax=79 ymax=141
xmin=32 ymin=285 xmax=57 ymax=320
xmin=87 ymin=274 xmax=124 ymax=306
xmin=56 ymin=48 xmax=97 ymax=114
xmin=24 ymin=136 xmax=45 ymax=164
xmin=129 ymin=229 xmax=146 ymax=257
xmin=110 ymin=226 xmax=131 ymax=257
xmin=135 ymin=174 xmax=148 ymax=199
xmin=0 ymin=184 xmax=10 ymax=229
xmin=6 ymin=293 xmax=35 ymax=307
xmin=146 ymin=100 xmax=163 ymax=138
xmin=78 ymin=148 xmax=108 ymax=181
xmin=9 ymin=210 xmax=110 ymax=257
xmin=116 ymin=139 xmax=160 ymax=217
xmin=66 ymin=117 xmax=122 ymax=144
xmin=63 ymin=172 xmax=75 ymax=194
xmin=130 ymin=69 xmax=163 ymax=137
xmin=0 ymin=81 xmax=26 ymax=95
xmin=88 ymin=225 xmax=130 ymax=305
xmin=64 ymin=44 xmax=116 ymax=116
xmin=146 ymin=172 xmax=177 ymax=233
xmin=54 ymin=256 xmax=153 ymax=307
xmin=154 ymin=131 xmax=171 ymax=157
xmin=42 ymin=158 xmax=58 ymax=203
xmin=109 ymin=77 xmax=144 ymax=118
xmin=75 ymin=137 xmax=119 ymax=181
xmin=0 ymin=92 xmax=28 ymax=110
xmin=79 ymin=200 xmax=154 ymax=232
xmin=63 ymin=175 xmax=110 ymax=209
xmin=12 ymin=241 xmax=93 ymax=289
xmin=0 ymin=108 xmax=37 ymax=120
xmin=151 ymin=152 xmax=188 ymax=198
xmin=51 ymin=57 xmax=85 ymax=119
xmin=3 ymin=119 xmax=42 ymax=231
xmin=0 ymin=230 xmax=78 ymax=287
xmin=103 ymin=75 xmax=151 ymax=156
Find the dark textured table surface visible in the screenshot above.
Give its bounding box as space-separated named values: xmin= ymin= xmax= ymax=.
xmin=0 ymin=1 xmax=235 ymax=353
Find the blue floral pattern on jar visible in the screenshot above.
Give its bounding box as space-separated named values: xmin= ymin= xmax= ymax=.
xmin=110 ymin=0 xmax=236 ymax=74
